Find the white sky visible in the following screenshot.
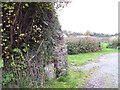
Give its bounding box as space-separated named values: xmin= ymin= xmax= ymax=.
xmin=58 ymin=0 xmax=119 ymax=34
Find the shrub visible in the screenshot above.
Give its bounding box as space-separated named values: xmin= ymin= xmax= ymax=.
xmin=107 ymin=36 xmax=120 ymax=49
xmin=65 ymin=36 xmax=101 ymax=54
xmin=57 ymin=76 xmax=67 ymax=82
xmin=2 ymin=73 xmax=13 ymax=86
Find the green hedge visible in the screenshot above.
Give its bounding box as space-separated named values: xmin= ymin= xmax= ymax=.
xmin=107 ymin=36 xmax=120 ymax=49
xmin=66 ymin=36 xmax=101 ymax=54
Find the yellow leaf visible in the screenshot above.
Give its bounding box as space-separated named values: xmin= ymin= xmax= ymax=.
xmin=19 ymin=34 xmax=25 ymax=37
xmin=0 ymin=23 xmax=2 ymax=26
xmin=25 ymin=3 xmax=29 ymax=7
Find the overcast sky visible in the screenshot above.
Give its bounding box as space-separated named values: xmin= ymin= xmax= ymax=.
xmin=58 ymin=0 xmax=119 ymax=34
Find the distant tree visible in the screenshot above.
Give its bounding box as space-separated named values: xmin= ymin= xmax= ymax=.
xmin=84 ymin=30 xmax=92 ymax=36
xmin=92 ymin=32 xmax=111 ymax=37
xmin=63 ymin=30 xmax=83 ymax=36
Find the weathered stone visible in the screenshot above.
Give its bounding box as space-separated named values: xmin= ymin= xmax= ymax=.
xmin=52 ymin=29 xmax=68 ymax=77
xmin=44 ymin=63 xmax=55 ymax=80
xmin=44 ymin=27 xmax=68 ymax=79
xmin=25 ymin=10 xmax=68 ymax=81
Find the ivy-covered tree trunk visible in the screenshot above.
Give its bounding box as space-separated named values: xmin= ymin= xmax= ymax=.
xmin=0 ymin=24 xmax=1 ymax=58
xmin=0 ymin=32 xmax=1 ymax=82
xmin=1 ymin=2 xmax=68 ymax=88
xmin=2 ymin=2 xmax=48 ymax=87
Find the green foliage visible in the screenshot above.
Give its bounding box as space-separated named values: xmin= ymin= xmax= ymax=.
xmin=57 ymin=76 xmax=67 ymax=82
xmin=44 ymin=42 xmax=118 ymax=88
xmin=1 ymin=2 xmax=67 ymax=88
xmin=13 ymin=48 xmax=25 ymax=60
xmin=2 ymin=73 xmax=13 ymax=86
xmin=68 ymin=42 xmax=118 ymax=66
xmin=107 ymin=36 xmax=119 ymax=49
xmin=44 ymin=68 xmax=91 ymax=88
xmin=16 ymin=75 xmax=40 ymax=88
xmin=67 ymin=42 xmax=79 ymax=54
xmin=66 ymin=36 xmax=101 ymax=54
xmin=84 ymin=30 xmax=92 ymax=35
xmin=2 ymin=2 xmax=55 ymax=68
xmin=1 ymin=1 xmax=70 ymax=88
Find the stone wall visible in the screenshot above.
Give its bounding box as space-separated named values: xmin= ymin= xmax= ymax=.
xmin=43 ymin=15 xmax=68 ymax=79
xmin=1 ymin=2 xmax=68 ymax=87
xmin=53 ymin=30 xmax=68 ymax=77
xmin=44 ymin=29 xmax=68 ymax=79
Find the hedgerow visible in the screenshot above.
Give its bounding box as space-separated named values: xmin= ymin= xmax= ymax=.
xmin=65 ymin=36 xmax=101 ymax=54
xmin=107 ymin=36 xmax=120 ymax=49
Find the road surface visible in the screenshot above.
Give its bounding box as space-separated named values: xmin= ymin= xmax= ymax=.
xmin=72 ymin=53 xmax=118 ymax=88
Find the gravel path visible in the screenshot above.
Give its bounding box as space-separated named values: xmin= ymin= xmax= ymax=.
xmin=72 ymin=53 xmax=118 ymax=88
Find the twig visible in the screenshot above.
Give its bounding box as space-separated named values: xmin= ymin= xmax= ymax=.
xmin=28 ymin=39 xmax=44 ymax=61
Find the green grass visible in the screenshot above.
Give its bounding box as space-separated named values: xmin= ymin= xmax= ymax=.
xmin=44 ymin=68 xmax=92 ymax=88
xmin=68 ymin=42 xmax=118 ymax=66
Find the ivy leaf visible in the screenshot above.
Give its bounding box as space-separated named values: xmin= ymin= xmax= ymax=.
xmin=1 ymin=29 xmax=3 ymax=32
xmin=11 ymin=55 xmax=16 ymax=66
xmin=3 ymin=4 xmax=7 ymax=7
xmin=19 ymin=34 xmax=25 ymax=37
xmin=13 ymin=48 xmax=25 ymax=60
xmin=6 ymin=56 xmax=9 ymax=59
xmin=23 ymin=6 xmax=25 ymax=8
xmin=9 ymin=10 xmax=14 ymax=13
xmin=23 ymin=48 xmax=27 ymax=53
xmin=25 ymin=3 xmax=29 ymax=7
xmin=0 ymin=23 xmax=2 ymax=26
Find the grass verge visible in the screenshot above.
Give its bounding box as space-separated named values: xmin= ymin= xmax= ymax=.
xmin=43 ymin=66 xmax=99 ymax=88
xmin=44 ymin=68 xmax=91 ymax=88
xmin=68 ymin=42 xmax=118 ymax=66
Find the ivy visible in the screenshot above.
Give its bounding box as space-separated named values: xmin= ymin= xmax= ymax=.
xmin=1 ymin=2 xmax=68 ymax=87
xmin=13 ymin=48 xmax=25 ymax=60
xmin=2 ymin=73 xmax=13 ymax=86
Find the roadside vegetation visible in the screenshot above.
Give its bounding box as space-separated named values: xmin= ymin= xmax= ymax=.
xmin=0 ymin=34 xmax=119 ymax=88
xmin=68 ymin=42 xmax=118 ymax=66
xmin=66 ymin=36 xmax=101 ymax=54
xmin=44 ymin=29 xmax=119 ymax=88
xmin=43 ymin=41 xmax=118 ymax=88
xmin=44 ymin=69 xmax=90 ymax=88
xmin=0 ymin=2 xmax=119 ymax=89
